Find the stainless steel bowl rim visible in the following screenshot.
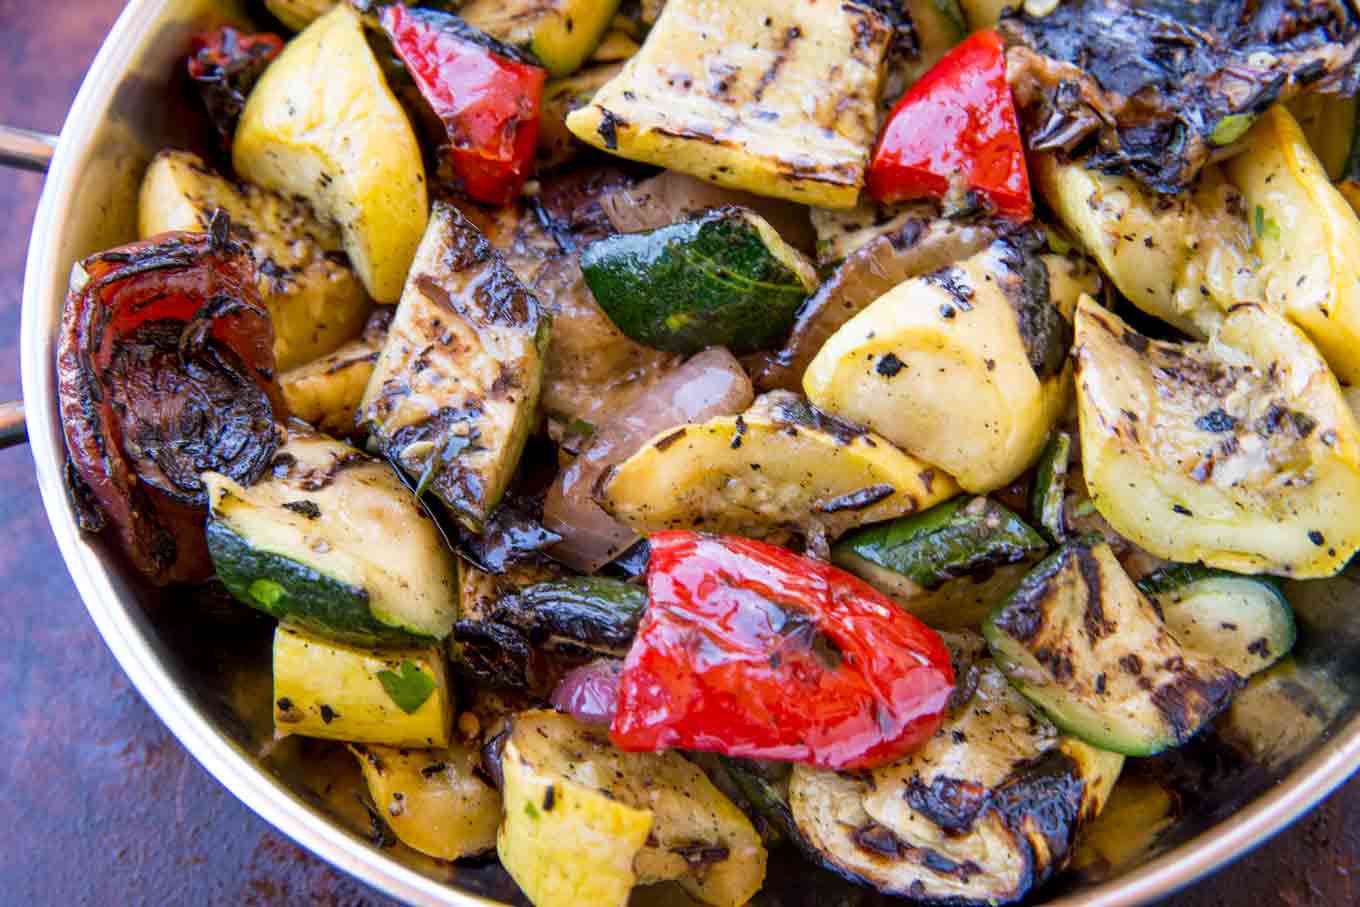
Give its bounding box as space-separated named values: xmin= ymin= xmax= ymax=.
xmin=17 ymin=2 xmax=1360 ymax=905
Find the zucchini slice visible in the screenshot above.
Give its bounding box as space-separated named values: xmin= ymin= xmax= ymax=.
xmin=985 ymin=538 xmax=1241 ymax=756
xmin=1225 ymin=104 xmax=1360 ymax=385
xmin=272 ymin=626 xmax=452 ymax=748
xmin=205 ymin=429 xmax=458 ymax=647
xmin=361 ymin=202 xmax=549 ymax=533
xmin=804 ymin=237 xmax=1074 ymax=493
xmin=139 ymin=149 xmax=371 ymax=372
xmin=565 ymin=0 xmax=894 ymax=208
xmin=789 ymin=662 xmax=1122 ymax=905
xmin=600 ymin=391 xmax=960 ymax=541
xmin=498 ymin=710 xmax=767 ymax=907
xmin=579 ymin=207 xmax=818 ymax=355
xmin=1139 ymin=565 xmax=1295 ymax=677
xmin=1030 ymin=430 xmax=1072 ymax=544
xmin=351 ymin=743 xmax=500 ymax=860
xmin=460 ymin=0 xmax=622 ymax=77
xmin=1074 ymin=295 xmax=1360 ymax=578
xmin=832 ymin=496 xmax=1048 ymax=630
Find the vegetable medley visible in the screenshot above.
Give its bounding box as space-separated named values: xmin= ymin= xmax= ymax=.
xmin=55 ymin=0 xmax=1360 ymax=903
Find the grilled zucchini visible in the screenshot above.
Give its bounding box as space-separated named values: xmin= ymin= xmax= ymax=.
xmin=272 ymin=625 xmax=452 ymax=748
xmin=204 ymin=429 xmax=458 ymax=647
xmin=1074 ymin=295 xmax=1360 ymax=578
xmin=985 ymin=538 xmax=1241 ymax=756
xmin=279 ymin=339 xmax=381 ymax=437
xmin=460 ymin=0 xmax=621 ymax=77
xmin=565 ymin=0 xmax=894 ymax=208
xmin=361 ymin=202 xmax=549 ymax=533
xmin=600 ymin=391 xmax=959 ymax=540
xmin=234 ymin=5 xmax=428 ymax=302
xmin=804 ymin=237 xmax=1073 ymax=493
xmin=498 ymin=710 xmax=767 ymax=907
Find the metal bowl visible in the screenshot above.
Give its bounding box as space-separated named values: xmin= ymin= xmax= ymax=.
xmin=11 ymin=1 xmax=1360 ymax=904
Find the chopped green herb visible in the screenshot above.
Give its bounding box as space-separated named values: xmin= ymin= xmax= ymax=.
xmin=1253 ymin=205 xmax=1281 ymax=242
xmin=524 ymin=800 xmax=540 ymax=820
xmin=377 ymin=660 xmax=437 ymax=714
xmin=1210 ymin=114 xmax=1254 ymax=146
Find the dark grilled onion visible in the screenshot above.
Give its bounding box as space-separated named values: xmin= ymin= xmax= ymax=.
xmin=57 ymin=221 xmax=282 ymax=585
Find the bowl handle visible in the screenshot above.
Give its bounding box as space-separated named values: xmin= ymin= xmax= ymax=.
xmin=0 ymin=124 xmax=59 ymax=449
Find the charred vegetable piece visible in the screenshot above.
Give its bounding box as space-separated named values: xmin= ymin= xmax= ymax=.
xmin=272 ymin=625 xmax=453 ymax=748
xmin=361 ymin=202 xmax=549 ymax=533
xmin=755 ymin=210 xmax=999 ymax=390
xmin=1138 ymin=565 xmax=1295 ymax=677
xmin=880 ymin=0 xmax=968 ymax=100
xmin=1031 ymin=430 xmax=1071 ymax=544
xmin=187 ymin=26 xmax=283 ymax=149
xmin=138 ymin=149 xmax=371 ymax=372
xmin=381 ymin=6 xmax=547 ymax=207
xmin=869 ymin=30 xmax=1032 ymax=221
xmin=537 ymin=64 xmax=623 ymax=169
xmin=579 ymin=207 xmax=818 ymax=354
xmin=985 ymin=537 xmax=1241 ymax=756
xmin=600 ymin=391 xmax=959 ymax=541
xmin=278 ymin=311 xmax=388 ymax=437
xmin=351 ymin=743 xmax=501 ymax=860
xmin=57 ymin=224 xmax=281 ymax=585
xmin=1074 ymin=296 xmax=1360 ymax=578
xmin=499 ymin=711 xmax=767 ymax=907
xmin=565 ymin=0 xmax=894 ymax=208
xmin=832 ymin=497 xmax=1049 ymax=630
xmin=460 ymin=0 xmax=621 ymax=77
xmin=1002 ymin=0 xmax=1360 ymax=194
xmin=611 ymin=532 xmax=955 ymax=771
xmin=233 ymin=4 xmax=428 ymax=302
xmin=204 ymin=428 xmax=458 ymax=647
xmin=1225 ymin=104 xmax=1360 ymax=385
xmin=789 ymin=662 xmax=1122 ymax=904
xmin=804 ymin=236 xmax=1073 ymax=493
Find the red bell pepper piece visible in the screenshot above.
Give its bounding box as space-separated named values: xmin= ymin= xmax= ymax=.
xmin=382 ymin=6 xmax=546 ymax=206
xmin=610 ymin=532 xmax=954 ymax=771
xmin=187 ymin=26 xmax=285 ymax=149
xmin=867 ymin=30 xmax=1032 ymax=221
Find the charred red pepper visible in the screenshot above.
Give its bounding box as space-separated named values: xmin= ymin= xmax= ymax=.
xmin=57 ymin=215 xmax=283 ymax=585
xmin=611 ymin=532 xmax=954 ymax=771
xmin=867 ymin=30 xmax=1032 ymax=221
xmin=382 ymin=6 xmax=546 ymax=206
xmin=188 ymin=26 xmax=284 ymax=149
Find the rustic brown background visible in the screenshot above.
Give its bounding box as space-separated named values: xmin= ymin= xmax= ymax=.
xmin=0 ymin=1 xmax=1356 ymax=904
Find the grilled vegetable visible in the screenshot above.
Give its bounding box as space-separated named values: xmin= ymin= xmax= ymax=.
xmin=204 ymin=429 xmax=458 ymax=647
xmin=1034 ymin=154 xmax=1259 ymax=339
xmin=139 ymin=149 xmax=371 ymax=371
xmin=272 ymin=626 xmax=453 ymax=748
xmin=186 ymin=27 xmax=283 ymax=149
xmin=361 ymin=202 xmax=548 ymax=533
xmin=1139 ymin=566 xmax=1295 ymax=677
xmin=263 ymin=0 xmax=333 ymax=32
xmin=985 ymin=537 xmax=1241 ymax=756
xmin=351 ymin=743 xmax=500 ymax=860
xmin=885 ymin=0 xmax=968 ymax=94
xmin=1225 ymin=104 xmax=1360 ymax=385
xmin=381 ymin=7 xmax=547 ymax=207
xmin=869 ymin=31 xmax=1031 ymax=221
xmin=278 ymin=312 xmax=387 ymax=437
xmin=832 ymin=497 xmax=1049 ymax=630
xmin=804 ymin=236 xmax=1072 ymax=493
xmin=1003 ymin=0 xmax=1360 ymax=194
xmin=1030 ymin=430 xmax=1072 ymax=544
xmin=537 ymin=64 xmax=622 ymax=169
xmin=57 ymin=225 xmax=281 ymax=585
xmin=789 ymin=662 xmax=1122 ymax=904
xmin=1216 ymin=657 xmax=1347 ymax=768
xmin=579 ymin=207 xmax=817 ymax=355
xmin=565 ymin=0 xmax=894 ymax=208
xmin=600 ymin=391 xmax=959 ymax=540
xmin=460 ymin=0 xmax=621 ymax=77
xmin=1287 ymin=92 xmax=1358 ymax=181
xmin=233 ymin=4 xmax=428 ymax=302
xmin=755 ymin=210 xmax=999 ymax=390
xmin=612 ymin=532 xmax=955 ymax=770
xmin=587 ymin=28 xmax=639 ymax=64
xmin=1074 ymin=296 xmax=1360 ymax=578
xmin=498 ymin=710 xmax=767 ymax=907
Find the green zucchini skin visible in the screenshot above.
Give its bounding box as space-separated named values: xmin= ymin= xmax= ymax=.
xmin=1030 ymin=430 xmax=1072 ymax=544
xmin=1139 ymin=564 xmax=1296 ymax=677
xmin=207 ymin=521 xmax=427 ymax=648
xmin=833 ymin=496 xmax=1048 ymax=589
xmin=580 ymin=207 xmax=816 ymax=354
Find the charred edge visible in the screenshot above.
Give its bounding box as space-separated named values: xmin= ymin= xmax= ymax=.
xmin=654 ymin=427 xmax=689 ymax=451
xmin=1150 ymin=667 xmax=1241 ymax=745
xmin=922 ymin=266 xmax=975 ymax=311
xmin=994 ymin=748 xmax=1086 ymax=888
xmin=771 ymin=395 xmax=865 ymax=444
xmin=1000 ymin=235 xmax=1069 ymax=380
xmin=817 ymin=484 xmax=895 ymax=514
xmin=598 ymin=109 xmax=625 ymax=150
xmin=1077 ymin=546 xmax=1114 ymax=640
xmin=671 ymin=843 xmax=731 ymax=867
xmin=282 ymin=500 xmax=321 ymax=519
xmin=904 ymin=776 xmax=990 ymax=835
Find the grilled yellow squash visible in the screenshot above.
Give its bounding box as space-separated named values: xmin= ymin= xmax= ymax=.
xmin=565 ymin=0 xmax=894 ymax=208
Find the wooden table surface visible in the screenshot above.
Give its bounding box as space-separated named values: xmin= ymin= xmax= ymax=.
xmin=0 ymin=1 xmax=1357 ymax=904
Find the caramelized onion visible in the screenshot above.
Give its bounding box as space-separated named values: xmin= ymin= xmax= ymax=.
xmin=543 ymin=347 xmax=754 ymax=572
xmin=551 ymin=658 xmax=622 ymax=727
